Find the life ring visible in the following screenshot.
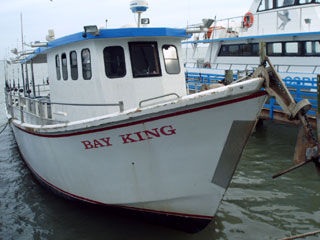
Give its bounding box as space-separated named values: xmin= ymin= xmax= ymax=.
xmin=206 ymin=27 xmax=214 ymax=39
xmin=203 ymin=62 xmax=211 ymax=68
xmin=243 ymin=12 xmax=254 ymax=28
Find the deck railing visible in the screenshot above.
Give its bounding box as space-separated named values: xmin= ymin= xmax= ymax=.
xmin=5 ymin=91 xmax=124 ymax=125
xmin=186 ymin=4 xmax=320 ymax=42
xmin=185 ymin=71 xmax=318 ymax=118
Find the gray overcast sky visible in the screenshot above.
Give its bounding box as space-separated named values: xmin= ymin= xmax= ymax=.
xmin=0 ymin=0 xmax=254 ymax=59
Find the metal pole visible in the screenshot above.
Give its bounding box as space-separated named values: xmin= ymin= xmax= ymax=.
xmin=31 ymin=60 xmax=36 ymax=97
xmin=25 ymin=62 xmax=30 ymax=97
xmin=21 ymin=63 xmax=26 ymax=94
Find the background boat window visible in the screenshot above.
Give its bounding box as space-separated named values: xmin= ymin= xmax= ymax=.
xmin=299 ymin=0 xmax=312 ymax=3
xmin=70 ymin=51 xmax=78 ymax=80
xmin=103 ymin=46 xmax=126 ymax=78
xmin=162 ymin=45 xmax=180 ymax=74
xmin=129 ymin=42 xmax=161 ymax=78
xmin=55 ymin=55 xmax=61 ymax=80
xmin=218 ymin=43 xmax=259 ymax=56
xmin=305 ymin=41 xmax=320 ymax=55
xmin=258 ymin=0 xmax=274 ymax=11
xmin=285 ymin=42 xmax=300 ymax=55
xmin=81 ymin=49 xmax=92 ymax=80
xmin=61 ymin=53 xmax=68 ymax=80
xmin=267 ymin=43 xmax=283 ymax=55
xmin=277 ymin=0 xmax=295 ymax=7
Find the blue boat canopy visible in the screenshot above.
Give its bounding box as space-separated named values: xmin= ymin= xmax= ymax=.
xmin=23 ymin=27 xmax=190 ymax=64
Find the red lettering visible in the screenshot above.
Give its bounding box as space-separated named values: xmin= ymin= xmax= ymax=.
xmin=120 ymin=134 xmax=138 ymax=144
xmin=160 ymin=125 xmax=176 ymax=136
xmin=81 ymin=141 xmax=94 ymax=150
xmin=94 ymin=139 xmax=105 ymax=148
xmin=100 ymin=137 xmax=112 ymax=147
xmin=143 ymin=128 xmax=160 ymax=139
xmin=134 ymin=132 xmax=146 ymax=142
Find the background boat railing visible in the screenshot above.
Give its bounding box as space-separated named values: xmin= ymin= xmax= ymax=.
xmin=185 ymin=71 xmax=318 ymax=118
xmin=185 ymin=62 xmax=320 ymax=74
xmin=187 ymin=4 xmax=320 ymax=42
xmin=5 ymin=91 xmax=124 ymax=125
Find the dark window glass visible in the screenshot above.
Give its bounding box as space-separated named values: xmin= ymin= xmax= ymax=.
xmin=70 ymin=51 xmax=78 ymax=80
xmin=299 ymin=0 xmax=312 ymax=3
xmin=305 ymin=41 xmax=320 ymax=56
xmin=81 ymin=48 xmax=92 ymax=80
xmin=258 ymin=0 xmax=274 ymax=11
xmin=277 ymin=0 xmax=295 ymax=7
xmin=162 ymin=45 xmax=180 ymax=74
xmin=285 ymin=42 xmax=300 ymax=55
xmin=267 ymin=42 xmax=283 ymax=55
xmin=103 ymin=46 xmax=126 ymax=78
xmin=219 ymin=45 xmax=229 ymax=56
xmin=55 ymin=55 xmax=61 ymax=80
xmin=252 ymin=43 xmax=259 ymax=55
xmin=61 ymin=53 xmax=68 ymax=80
xmin=218 ymin=43 xmax=259 ymax=56
xmin=129 ymin=42 xmax=161 ymax=78
xmin=229 ymin=45 xmax=240 ymax=56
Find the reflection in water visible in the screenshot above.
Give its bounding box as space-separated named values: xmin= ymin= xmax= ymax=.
xmin=0 ymin=111 xmax=319 ymax=239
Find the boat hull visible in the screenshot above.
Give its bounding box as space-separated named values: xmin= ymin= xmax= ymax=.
xmin=9 ymin=80 xmax=267 ymax=232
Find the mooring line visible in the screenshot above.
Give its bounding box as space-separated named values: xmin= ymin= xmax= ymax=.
xmin=280 ymin=230 xmax=320 ymax=240
xmin=0 ymin=122 xmax=9 ymax=135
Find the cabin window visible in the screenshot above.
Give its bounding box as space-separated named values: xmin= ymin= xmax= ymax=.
xmin=61 ymin=53 xmax=68 ymax=80
xmin=81 ymin=48 xmax=92 ymax=80
xmin=305 ymin=41 xmax=320 ymax=55
xmin=277 ymin=0 xmax=295 ymax=7
xmin=285 ymin=42 xmax=300 ymax=55
xmin=162 ymin=45 xmax=180 ymax=74
xmin=267 ymin=43 xmax=283 ymax=55
xmin=259 ymin=0 xmax=318 ymax=11
xmin=129 ymin=42 xmax=161 ymax=78
xmin=70 ymin=51 xmax=78 ymax=80
xmin=103 ymin=46 xmax=126 ymax=78
xmin=258 ymin=0 xmax=274 ymax=11
xmin=218 ymin=43 xmax=259 ymax=56
xmin=299 ymin=0 xmax=312 ymax=3
xmin=55 ymin=55 xmax=61 ymax=80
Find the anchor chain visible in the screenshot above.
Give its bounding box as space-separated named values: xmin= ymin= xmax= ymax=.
xmin=303 ymin=111 xmax=318 ymax=145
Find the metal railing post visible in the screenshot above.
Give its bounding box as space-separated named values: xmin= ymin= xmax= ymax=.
xmin=119 ymin=101 xmax=124 ymax=112
xmin=20 ymin=106 xmax=24 ymax=123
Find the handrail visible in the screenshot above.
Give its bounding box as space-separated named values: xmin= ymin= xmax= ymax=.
xmin=5 ymin=91 xmax=125 ymax=125
xmin=39 ymin=100 xmax=124 ymax=112
xmin=139 ymin=93 xmax=180 ymax=107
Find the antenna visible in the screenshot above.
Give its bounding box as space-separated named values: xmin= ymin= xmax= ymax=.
xmin=130 ymin=0 xmax=149 ymax=28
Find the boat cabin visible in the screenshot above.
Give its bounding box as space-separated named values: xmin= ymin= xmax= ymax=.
xmin=26 ymin=28 xmax=190 ymax=122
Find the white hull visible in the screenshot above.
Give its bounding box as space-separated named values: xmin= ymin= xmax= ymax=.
xmin=9 ymin=79 xmax=267 ymax=231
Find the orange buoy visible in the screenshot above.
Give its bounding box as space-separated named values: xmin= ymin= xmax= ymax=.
xmin=243 ymin=12 xmax=254 ymax=28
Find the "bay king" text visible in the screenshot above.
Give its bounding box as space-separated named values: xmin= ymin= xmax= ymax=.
xmin=81 ymin=125 xmax=176 ymax=150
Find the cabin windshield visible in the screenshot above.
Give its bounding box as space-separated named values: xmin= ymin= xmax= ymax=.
xmin=258 ymin=0 xmax=319 ymax=11
xmin=129 ymin=42 xmax=162 ymax=78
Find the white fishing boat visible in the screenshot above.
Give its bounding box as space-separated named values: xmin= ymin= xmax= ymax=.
xmin=185 ymin=0 xmax=320 ymax=85
xmin=3 ymin=0 xmax=316 ymax=233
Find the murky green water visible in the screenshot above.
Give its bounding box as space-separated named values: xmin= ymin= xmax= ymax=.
xmin=0 ymin=98 xmax=319 ymax=239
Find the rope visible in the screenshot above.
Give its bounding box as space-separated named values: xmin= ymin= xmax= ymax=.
xmin=0 ymin=122 xmax=9 ymax=135
xmin=280 ymin=230 xmax=320 ymax=240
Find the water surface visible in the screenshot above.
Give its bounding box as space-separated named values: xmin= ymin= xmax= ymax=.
xmin=0 ymin=100 xmax=319 ymax=239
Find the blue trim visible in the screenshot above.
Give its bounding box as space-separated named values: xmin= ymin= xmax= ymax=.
xmin=23 ymin=28 xmax=190 ymax=63
xmin=183 ymin=31 xmax=320 ymax=44
xmin=131 ymin=6 xmax=148 ymax=13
